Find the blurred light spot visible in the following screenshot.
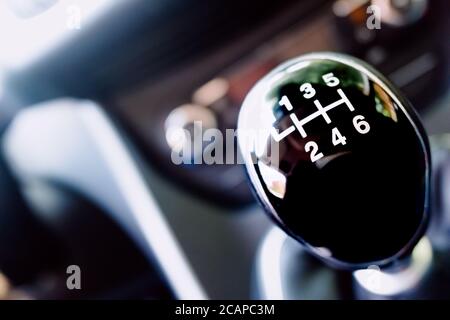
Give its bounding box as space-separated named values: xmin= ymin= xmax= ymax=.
xmin=5 ymin=0 xmax=58 ymax=19
xmin=366 ymin=46 xmax=386 ymax=65
xmin=193 ymin=78 xmax=229 ymax=106
xmin=372 ymin=0 xmax=428 ymax=27
xmin=0 ymin=273 xmax=11 ymax=299
xmin=333 ymin=0 xmax=368 ymax=17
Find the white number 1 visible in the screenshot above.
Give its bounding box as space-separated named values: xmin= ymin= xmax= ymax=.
xmin=279 ymin=95 xmax=294 ymax=111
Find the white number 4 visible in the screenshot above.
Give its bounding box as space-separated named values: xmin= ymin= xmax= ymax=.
xmin=322 ymin=73 xmax=340 ymax=87
xmin=332 ymin=127 xmax=347 ymax=146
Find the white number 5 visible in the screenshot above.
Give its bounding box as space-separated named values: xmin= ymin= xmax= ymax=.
xmin=322 ymin=73 xmax=340 ymax=87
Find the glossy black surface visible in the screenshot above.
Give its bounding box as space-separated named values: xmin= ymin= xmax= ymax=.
xmin=238 ymin=53 xmax=430 ymax=268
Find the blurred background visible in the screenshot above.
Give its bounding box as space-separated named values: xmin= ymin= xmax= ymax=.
xmin=0 ymin=0 xmax=449 ymax=299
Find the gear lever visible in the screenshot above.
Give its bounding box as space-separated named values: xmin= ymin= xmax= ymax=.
xmin=238 ymin=52 xmax=432 ymax=290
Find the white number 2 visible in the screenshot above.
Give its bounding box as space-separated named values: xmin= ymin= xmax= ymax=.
xmin=305 ymin=141 xmax=324 ymax=163
xmin=331 ymin=127 xmax=347 ymax=146
xmin=322 ymin=72 xmax=340 ymax=87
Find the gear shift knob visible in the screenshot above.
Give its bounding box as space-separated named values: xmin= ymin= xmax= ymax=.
xmin=238 ymin=52 xmax=430 ymax=269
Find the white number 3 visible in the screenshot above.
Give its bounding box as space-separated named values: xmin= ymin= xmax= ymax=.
xmin=300 ymin=83 xmax=316 ymax=99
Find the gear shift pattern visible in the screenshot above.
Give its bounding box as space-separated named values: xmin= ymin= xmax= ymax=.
xmin=238 ymin=52 xmax=430 ymax=269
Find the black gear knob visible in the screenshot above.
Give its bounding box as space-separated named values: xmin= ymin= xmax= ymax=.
xmin=238 ymin=52 xmax=430 ymax=269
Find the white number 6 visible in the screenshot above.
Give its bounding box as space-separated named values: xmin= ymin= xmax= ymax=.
xmin=353 ymin=115 xmax=371 ymax=134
